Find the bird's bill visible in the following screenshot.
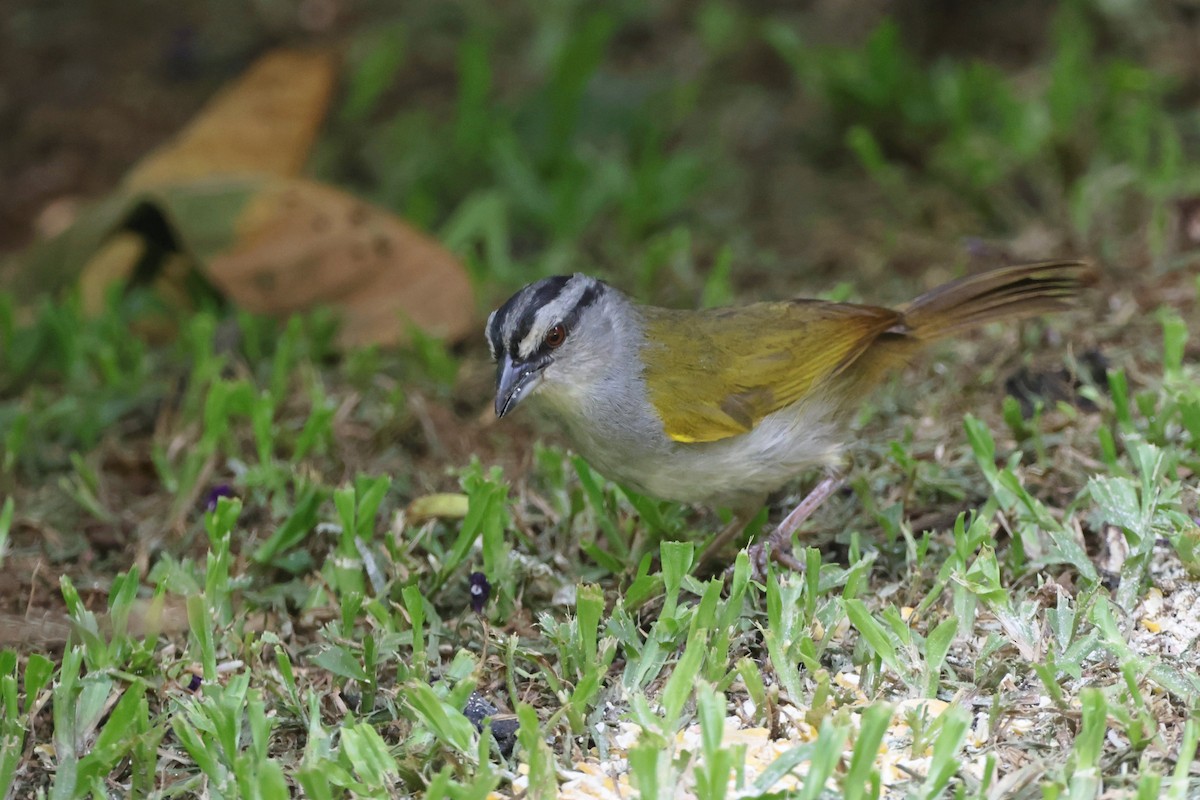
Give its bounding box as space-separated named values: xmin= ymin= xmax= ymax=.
xmin=494 ymin=355 xmax=545 ymax=418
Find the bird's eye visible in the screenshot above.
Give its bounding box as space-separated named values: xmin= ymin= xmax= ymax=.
xmin=544 ymin=323 xmax=567 ymax=349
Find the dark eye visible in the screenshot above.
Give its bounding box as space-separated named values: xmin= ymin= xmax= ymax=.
xmin=544 ymin=323 xmax=567 ymax=349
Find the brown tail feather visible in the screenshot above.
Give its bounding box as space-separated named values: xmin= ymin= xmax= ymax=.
xmin=899 ymin=260 xmax=1093 ymax=341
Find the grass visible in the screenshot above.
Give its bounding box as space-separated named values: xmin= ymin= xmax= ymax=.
xmin=3 ymin=1 xmax=1200 ymax=798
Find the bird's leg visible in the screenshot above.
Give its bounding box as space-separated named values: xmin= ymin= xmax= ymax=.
xmin=747 ymin=474 xmax=846 ymax=573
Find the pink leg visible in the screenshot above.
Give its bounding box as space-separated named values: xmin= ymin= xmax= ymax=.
xmin=748 ymin=474 xmax=846 ymax=573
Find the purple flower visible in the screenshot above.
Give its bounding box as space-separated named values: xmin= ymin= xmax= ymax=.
xmin=205 ymin=485 xmax=235 ymax=513
xmin=468 ymin=572 xmax=491 ymax=614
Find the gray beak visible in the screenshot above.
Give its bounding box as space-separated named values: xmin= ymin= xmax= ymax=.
xmin=494 ymin=354 xmax=545 ymax=418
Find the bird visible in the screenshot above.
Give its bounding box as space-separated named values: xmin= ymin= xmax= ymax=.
xmin=486 ymin=260 xmax=1091 ymax=571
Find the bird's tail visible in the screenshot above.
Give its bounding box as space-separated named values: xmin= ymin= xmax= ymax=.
xmin=900 ymin=260 xmax=1093 ymax=342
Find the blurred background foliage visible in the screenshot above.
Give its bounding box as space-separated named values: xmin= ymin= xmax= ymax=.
xmin=3 ymin=0 xmax=1199 ymax=307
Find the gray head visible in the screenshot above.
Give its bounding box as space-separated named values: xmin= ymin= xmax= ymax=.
xmin=486 ymin=273 xmax=617 ymax=418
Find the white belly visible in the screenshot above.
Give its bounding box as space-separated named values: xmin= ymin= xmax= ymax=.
xmin=552 ymin=392 xmax=845 ymax=508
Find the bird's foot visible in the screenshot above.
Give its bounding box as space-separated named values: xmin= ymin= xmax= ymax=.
xmin=744 ymin=540 xmax=807 ymax=577
xmin=736 ymin=473 xmax=847 ymax=579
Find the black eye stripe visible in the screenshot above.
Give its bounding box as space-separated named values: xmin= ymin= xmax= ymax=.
xmin=562 ymin=283 xmax=600 ymax=331
xmin=490 ymin=276 xmax=606 ymax=360
xmin=529 ymin=283 xmax=602 ymax=358
xmin=508 ymin=276 xmax=572 ymax=354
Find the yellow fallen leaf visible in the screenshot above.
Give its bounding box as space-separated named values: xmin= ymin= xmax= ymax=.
xmin=408 ymin=493 xmax=471 ymax=522
xmin=78 ymin=231 xmax=145 ymax=313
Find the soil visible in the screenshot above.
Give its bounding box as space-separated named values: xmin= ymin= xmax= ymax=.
xmin=0 ymin=0 xmax=357 ymax=253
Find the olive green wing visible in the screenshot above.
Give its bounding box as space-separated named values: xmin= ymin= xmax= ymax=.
xmin=640 ymin=301 xmax=903 ymax=443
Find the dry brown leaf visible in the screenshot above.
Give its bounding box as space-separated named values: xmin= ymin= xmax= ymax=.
xmin=17 ymin=47 xmax=477 ymax=348
xmin=124 ymin=49 xmax=337 ymax=189
xmin=208 ymin=177 xmax=475 ymax=347
xmin=69 ymin=49 xmax=338 ymax=306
